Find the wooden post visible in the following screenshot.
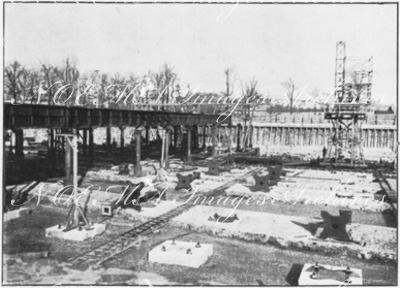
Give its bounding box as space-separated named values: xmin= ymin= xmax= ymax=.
xmin=134 ymin=130 xmax=142 ymax=176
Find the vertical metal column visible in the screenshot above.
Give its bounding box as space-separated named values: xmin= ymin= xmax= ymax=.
xmin=14 ymin=129 xmax=24 ymax=157
xmin=187 ymin=126 xmax=192 ymax=161
xmin=165 ymin=129 xmax=170 ymax=169
xmin=65 ymin=138 xmax=72 ymax=182
xmin=202 ymin=125 xmax=206 ymax=149
xmin=134 ymin=130 xmax=142 ymax=177
xmin=236 ymin=124 xmax=241 ymax=151
xmin=89 ymin=128 xmax=94 ymax=166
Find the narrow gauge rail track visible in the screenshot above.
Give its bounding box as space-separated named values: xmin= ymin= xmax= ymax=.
xmin=68 ymin=168 xmax=259 ymax=266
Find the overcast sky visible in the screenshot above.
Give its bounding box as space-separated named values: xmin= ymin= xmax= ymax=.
xmin=4 ymin=3 xmax=397 ymax=105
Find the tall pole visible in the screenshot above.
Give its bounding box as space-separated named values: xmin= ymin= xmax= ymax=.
xmin=161 ymin=128 xmax=165 ymax=168
xmin=165 ymin=129 xmax=170 ymax=169
xmin=135 ymin=130 xmax=142 ymax=176
xmin=65 ymin=138 xmax=72 ymax=182
xmin=73 ymin=132 xmax=78 ymax=195
xmin=187 ymin=127 xmax=192 ymax=160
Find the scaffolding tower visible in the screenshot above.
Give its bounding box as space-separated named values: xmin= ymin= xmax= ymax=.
xmin=325 ymin=41 xmax=373 ymax=165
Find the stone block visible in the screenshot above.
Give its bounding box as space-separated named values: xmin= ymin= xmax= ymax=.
xmin=45 ymin=223 xmax=106 ymax=241
xmin=148 ymin=240 xmax=212 ymax=268
xmin=298 ymin=263 xmax=362 ymax=286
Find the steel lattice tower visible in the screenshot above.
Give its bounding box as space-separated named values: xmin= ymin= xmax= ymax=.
xmin=325 ymin=41 xmax=373 ymax=165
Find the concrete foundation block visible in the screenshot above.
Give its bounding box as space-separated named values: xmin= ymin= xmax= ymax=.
xmin=148 ymin=240 xmax=213 ymax=268
xmin=4 ymin=208 xmax=29 ymax=222
xmin=45 ymin=223 xmax=106 ymax=241
xmin=298 ymin=263 xmax=362 ymax=286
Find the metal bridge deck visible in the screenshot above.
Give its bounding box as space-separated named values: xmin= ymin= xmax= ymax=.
xmin=4 ymin=103 xmax=226 ymax=129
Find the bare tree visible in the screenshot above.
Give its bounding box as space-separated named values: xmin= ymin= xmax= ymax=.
xmin=108 ymin=73 xmax=127 ymax=109
xmin=4 ymin=61 xmax=23 ymax=103
xmin=241 ymin=78 xmax=262 ymax=149
xmin=151 ymin=64 xmax=177 ymax=109
xmin=27 ymin=70 xmax=41 ymax=104
xmin=310 ymin=87 xmax=320 ymax=99
xmin=58 ymin=58 xmax=80 ymax=106
xmin=125 ymin=73 xmax=140 ymax=109
xmin=222 ymin=67 xmax=235 ymax=97
xmin=281 ymin=78 xmax=297 ymax=114
xmin=310 ymin=87 xmax=321 ymax=110
xmin=41 ymin=64 xmax=62 ymax=105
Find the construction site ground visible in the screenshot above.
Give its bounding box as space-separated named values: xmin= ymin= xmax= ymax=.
xmin=3 ymin=160 xmax=398 ymax=285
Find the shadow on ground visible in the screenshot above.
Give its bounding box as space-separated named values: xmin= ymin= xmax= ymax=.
xmin=285 ymin=263 xmax=304 ymax=285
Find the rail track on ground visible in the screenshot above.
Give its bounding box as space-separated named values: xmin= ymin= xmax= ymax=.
xmin=67 ymin=168 xmax=260 ymax=266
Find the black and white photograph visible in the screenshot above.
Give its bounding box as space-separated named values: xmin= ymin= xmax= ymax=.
xmin=2 ymin=1 xmax=398 ymax=286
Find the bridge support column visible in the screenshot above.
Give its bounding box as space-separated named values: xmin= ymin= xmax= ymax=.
xmin=227 ymin=125 xmax=232 ymax=154
xmin=120 ymin=127 xmax=125 ymax=157
xmin=249 ymin=125 xmax=253 ymax=148
xmin=165 ymin=129 xmax=170 ymax=169
xmin=61 ymin=136 xmax=65 ymax=153
xmin=49 ymin=129 xmax=55 ymax=151
xmin=15 ymin=129 xmax=24 ymax=157
xmin=106 ymin=127 xmax=111 ymax=151
xmin=89 ymin=128 xmax=94 ymax=166
xmin=82 ymin=129 xmax=88 ymax=155
xmin=144 ymin=127 xmax=150 ymax=158
xmin=236 ymin=124 xmax=242 ymax=151
xmin=65 ymin=138 xmax=72 ymax=183
xmin=134 ymin=130 xmax=142 ymax=177
xmin=174 ymin=126 xmax=179 ymax=149
xmin=187 ymin=126 xmax=192 ymax=161
xmin=192 ymin=125 xmax=198 ymax=150
xmin=6 ymin=130 xmax=13 ymax=154
xmin=212 ymin=125 xmax=218 ymax=157
xmin=392 ymin=130 xmax=396 ymax=151
xmin=202 ymin=126 xmax=206 ymax=149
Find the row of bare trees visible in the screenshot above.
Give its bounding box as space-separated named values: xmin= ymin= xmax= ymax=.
xmin=5 ymin=60 xmax=321 ymax=123
xmin=5 ymin=59 xmax=80 ymax=106
xmin=4 ymin=60 xmax=182 ymax=110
